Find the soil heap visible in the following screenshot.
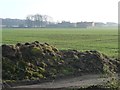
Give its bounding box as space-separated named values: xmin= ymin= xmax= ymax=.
xmin=2 ymin=41 xmax=120 ymax=81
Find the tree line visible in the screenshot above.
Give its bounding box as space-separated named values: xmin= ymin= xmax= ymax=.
xmin=26 ymin=14 xmax=52 ymax=27
xmin=1 ymin=14 xmax=53 ymax=28
xmin=1 ymin=14 xmax=117 ymax=28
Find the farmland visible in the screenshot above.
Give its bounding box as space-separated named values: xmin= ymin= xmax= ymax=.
xmin=2 ymin=27 xmax=118 ymax=58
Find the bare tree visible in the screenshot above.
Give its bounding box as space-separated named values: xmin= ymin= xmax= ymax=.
xmin=26 ymin=15 xmax=33 ymax=28
xmin=26 ymin=14 xmax=53 ymax=27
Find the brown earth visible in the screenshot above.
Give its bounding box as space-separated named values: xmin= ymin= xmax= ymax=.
xmin=12 ymin=74 xmax=117 ymax=88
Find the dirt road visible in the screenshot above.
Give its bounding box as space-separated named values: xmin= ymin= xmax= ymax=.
xmin=12 ymin=74 xmax=119 ymax=88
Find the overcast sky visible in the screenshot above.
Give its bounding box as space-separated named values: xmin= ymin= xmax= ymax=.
xmin=0 ymin=0 xmax=119 ymax=23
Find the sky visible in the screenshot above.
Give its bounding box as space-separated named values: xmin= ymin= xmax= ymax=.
xmin=0 ymin=0 xmax=119 ymax=23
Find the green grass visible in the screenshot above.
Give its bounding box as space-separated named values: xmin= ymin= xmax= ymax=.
xmin=2 ymin=27 xmax=118 ymax=58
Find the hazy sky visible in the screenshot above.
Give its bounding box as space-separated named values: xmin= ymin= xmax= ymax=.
xmin=0 ymin=0 xmax=119 ymax=23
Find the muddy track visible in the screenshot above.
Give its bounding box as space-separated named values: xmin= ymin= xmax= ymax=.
xmin=12 ymin=74 xmax=119 ymax=88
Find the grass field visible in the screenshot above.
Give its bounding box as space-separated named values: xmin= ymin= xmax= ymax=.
xmin=2 ymin=27 xmax=118 ymax=58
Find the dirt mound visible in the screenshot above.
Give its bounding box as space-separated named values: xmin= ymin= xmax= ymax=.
xmin=2 ymin=41 xmax=120 ymax=82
